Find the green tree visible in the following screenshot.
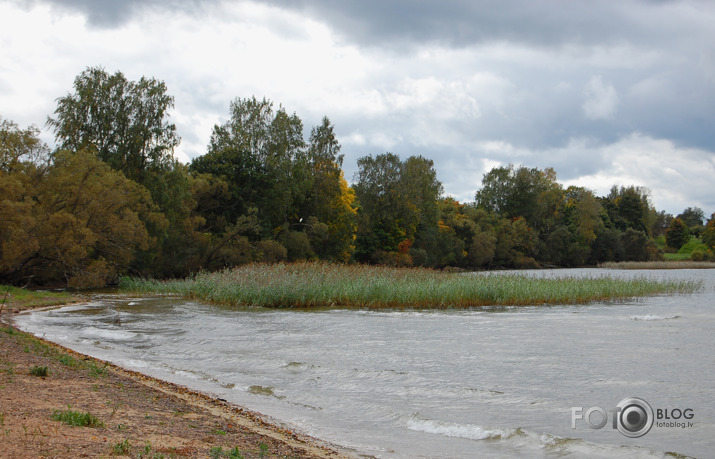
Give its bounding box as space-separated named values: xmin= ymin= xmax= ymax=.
xmin=650 ymin=209 xmax=673 ymax=237
xmin=300 ymin=117 xmax=357 ymax=261
xmin=702 ymin=213 xmax=715 ymax=250
xmin=1 ymin=117 xmax=50 ymax=173
xmin=353 ymin=153 xmax=409 ymax=261
xmin=589 ymin=227 xmax=624 ymax=263
xmin=353 ymin=153 xmax=442 ymax=264
xmin=0 ymin=118 xmax=48 ymax=282
xmin=192 ymin=97 xmax=310 ymax=236
xmin=475 ymin=164 xmax=560 ymax=226
xmin=600 ymin=185 xmax=651 ymax=235
xmin=676 ymin=207 xmax=705 ymax=237
xmin=665 ymin=218 xmax=690 ymax=249
xmin=47 ymin=66 xmax=180 ymax=184
xmin=492 ymin=217 xmax=538 ymax=267
xmin=677 ymin=207 xmax=705 ymax=228
xmin=1 ymin=147 xmax=161 ymax=287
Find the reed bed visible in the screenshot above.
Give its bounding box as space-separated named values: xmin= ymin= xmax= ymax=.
xmin=121 ymin=262 xmax=703 ymax=309
xmin=600 ymin=261 xmax=715 ymax=270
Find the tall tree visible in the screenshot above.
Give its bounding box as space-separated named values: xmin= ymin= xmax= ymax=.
xmin=301 ymin=117 xmax=356 ymax=261
xmin=702 ymin=213 xmax=715 ymax=250
xmin=1 ymin=117 xmax=50 ymax=173
xmin=191 ymin=97 xmax=311 ymax=236
xmin=676 ymin=207 xmax=705 ymax=228
xmin=353 ymin=153 xmax=442 ymax=263
xmin=600 ymin=185 xmax=652 ymax=235
xmin=353 ymin=153 xmax=407 ymax=261
xmin=475 ymin=164 xmax=560 ymax=226
xmin=47 ymin=66 xmax=180 ymax=184
xmin=1 ymin=148 xmax=161 ymax=287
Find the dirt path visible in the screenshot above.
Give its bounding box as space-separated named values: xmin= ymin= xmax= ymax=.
xmin=0 ymin=313 xmax=352 ymax=458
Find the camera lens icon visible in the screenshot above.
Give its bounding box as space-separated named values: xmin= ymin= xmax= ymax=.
xmin=616 ymin=397 xmax=654 ymax=438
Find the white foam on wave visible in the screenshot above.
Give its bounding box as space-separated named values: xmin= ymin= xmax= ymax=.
xmin=629 ymin=314 xmax=681 ymax=321
xmin=406 ymin=415 xmax=518 ymax=441
xmin=406 ymin=415 xmax=674 ymax=458
xmin=81 ymin=326 xmax=137 ymax=341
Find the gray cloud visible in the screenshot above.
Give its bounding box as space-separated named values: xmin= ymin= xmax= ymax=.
xmin=21 ymin=0 xmax=209 ymax=27
xmin=4 ymin=0 xmax=715 ymax=214
xmin=272 ymin=0 xmax=712 ymax=50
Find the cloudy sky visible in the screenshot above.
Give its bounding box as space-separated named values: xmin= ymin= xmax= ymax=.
xmin=2 ymin=0 xmax=714 ymax=216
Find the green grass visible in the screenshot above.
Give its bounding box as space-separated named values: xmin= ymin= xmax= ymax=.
xmin=121 ymin=262 xmax=703 ymax=309
xmin=51 ymin=407 xmax=103 ymax=427
xmin=112 ymin=439 xmax=131 ymax=455
xmin=29 ymin=365 xmax=48 ymax=377
xmin=664 ymin=252 xmax=693 ymax=261
xmin=210 ymin=446 xmax=244 ymax=459
xmin=0 ymin=285 xmax=78 ymax=311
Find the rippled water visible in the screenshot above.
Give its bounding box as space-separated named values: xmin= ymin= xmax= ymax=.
xmin=12 ymin=269 xmax=715 ymax=458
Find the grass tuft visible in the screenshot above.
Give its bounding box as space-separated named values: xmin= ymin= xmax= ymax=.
xmin=29 ymin=365 xmax=48 ymax=377
xmin=51 ymin=407 xmax=103 ymax=427
xmin=112 ymin=438 xmax=131 ymax=455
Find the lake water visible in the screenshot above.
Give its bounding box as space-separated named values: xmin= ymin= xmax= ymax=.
xmin=11 ymin=268 xmax=715 ymax=458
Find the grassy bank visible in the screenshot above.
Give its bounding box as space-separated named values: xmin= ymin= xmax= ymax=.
xmin=121 ymin=262 xmax=703 ymax=309
xmin=0 ymin=285 xmax=80 ymax=313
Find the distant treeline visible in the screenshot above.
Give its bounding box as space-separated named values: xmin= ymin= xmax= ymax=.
xmin=1 ymin=67 xmax=714 ymax=288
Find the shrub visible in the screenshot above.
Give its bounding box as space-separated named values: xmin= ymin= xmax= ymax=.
xmin=284 ymin=231 xmax=314 ymax=261
xmin=677 ymin=237 xmax=709 ymax=255
xmin=255 ymin=240 xmax=287 ymax=263
xmin=665 ymin=218 xmax=689 ymax=249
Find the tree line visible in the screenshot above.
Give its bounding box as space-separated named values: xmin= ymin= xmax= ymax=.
xmin=2 ymin=67 xmax=714 ymax=288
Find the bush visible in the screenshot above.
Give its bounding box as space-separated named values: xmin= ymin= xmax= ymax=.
xmin=409 ymin=248 xmax=428 ymax=267
xmin=284 ymin=231 xmax=314 ymax=261
xmin=255 ymin=240 xmax=287 ymax=263
xmin=665 ymin=218 xmax=689 ymax=249
xmin=372 ymin=250 xmax=413 ymax=267
xmin=677 ymin=237 xmax=709 ymax=255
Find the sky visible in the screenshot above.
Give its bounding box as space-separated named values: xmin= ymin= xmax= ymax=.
xmin=1 ymin=0 xmax=714 ymax=217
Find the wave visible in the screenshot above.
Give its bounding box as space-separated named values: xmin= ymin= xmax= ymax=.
xmin=406 ymin=415 xmax=519 ymax=441
xmin=80 ymin=326 xmax=138 ymax=341
xmin=629 ymin=314 xmax=681 ymax=321
xmin=405 ymin=414 xmax=687 ymax=458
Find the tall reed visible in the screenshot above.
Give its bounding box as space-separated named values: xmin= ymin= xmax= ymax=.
xmin=121 ymin=262 xmax=703 ymax=309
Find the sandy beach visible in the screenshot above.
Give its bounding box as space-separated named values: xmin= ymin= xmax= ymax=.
xmin=0 ymin=299 xmax=351 ymax=458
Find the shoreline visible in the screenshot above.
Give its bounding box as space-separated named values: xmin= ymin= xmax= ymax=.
xmin=0 ymin=304 xmax=354 ymax=458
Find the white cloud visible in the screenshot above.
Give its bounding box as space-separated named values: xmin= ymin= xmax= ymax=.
xmin=1 ymin=0 xmax=714 ymax=218
xmin=561 ymin=134 xmax=715 ymax=214
xmin=582 ymin=75 xmax=620 ymax=120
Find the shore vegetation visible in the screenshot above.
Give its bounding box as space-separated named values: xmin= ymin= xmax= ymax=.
xmin=121 ymin=262 xmax=703 ymax=309
xmin=2 ymin=67 xmax=714 ymax=289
